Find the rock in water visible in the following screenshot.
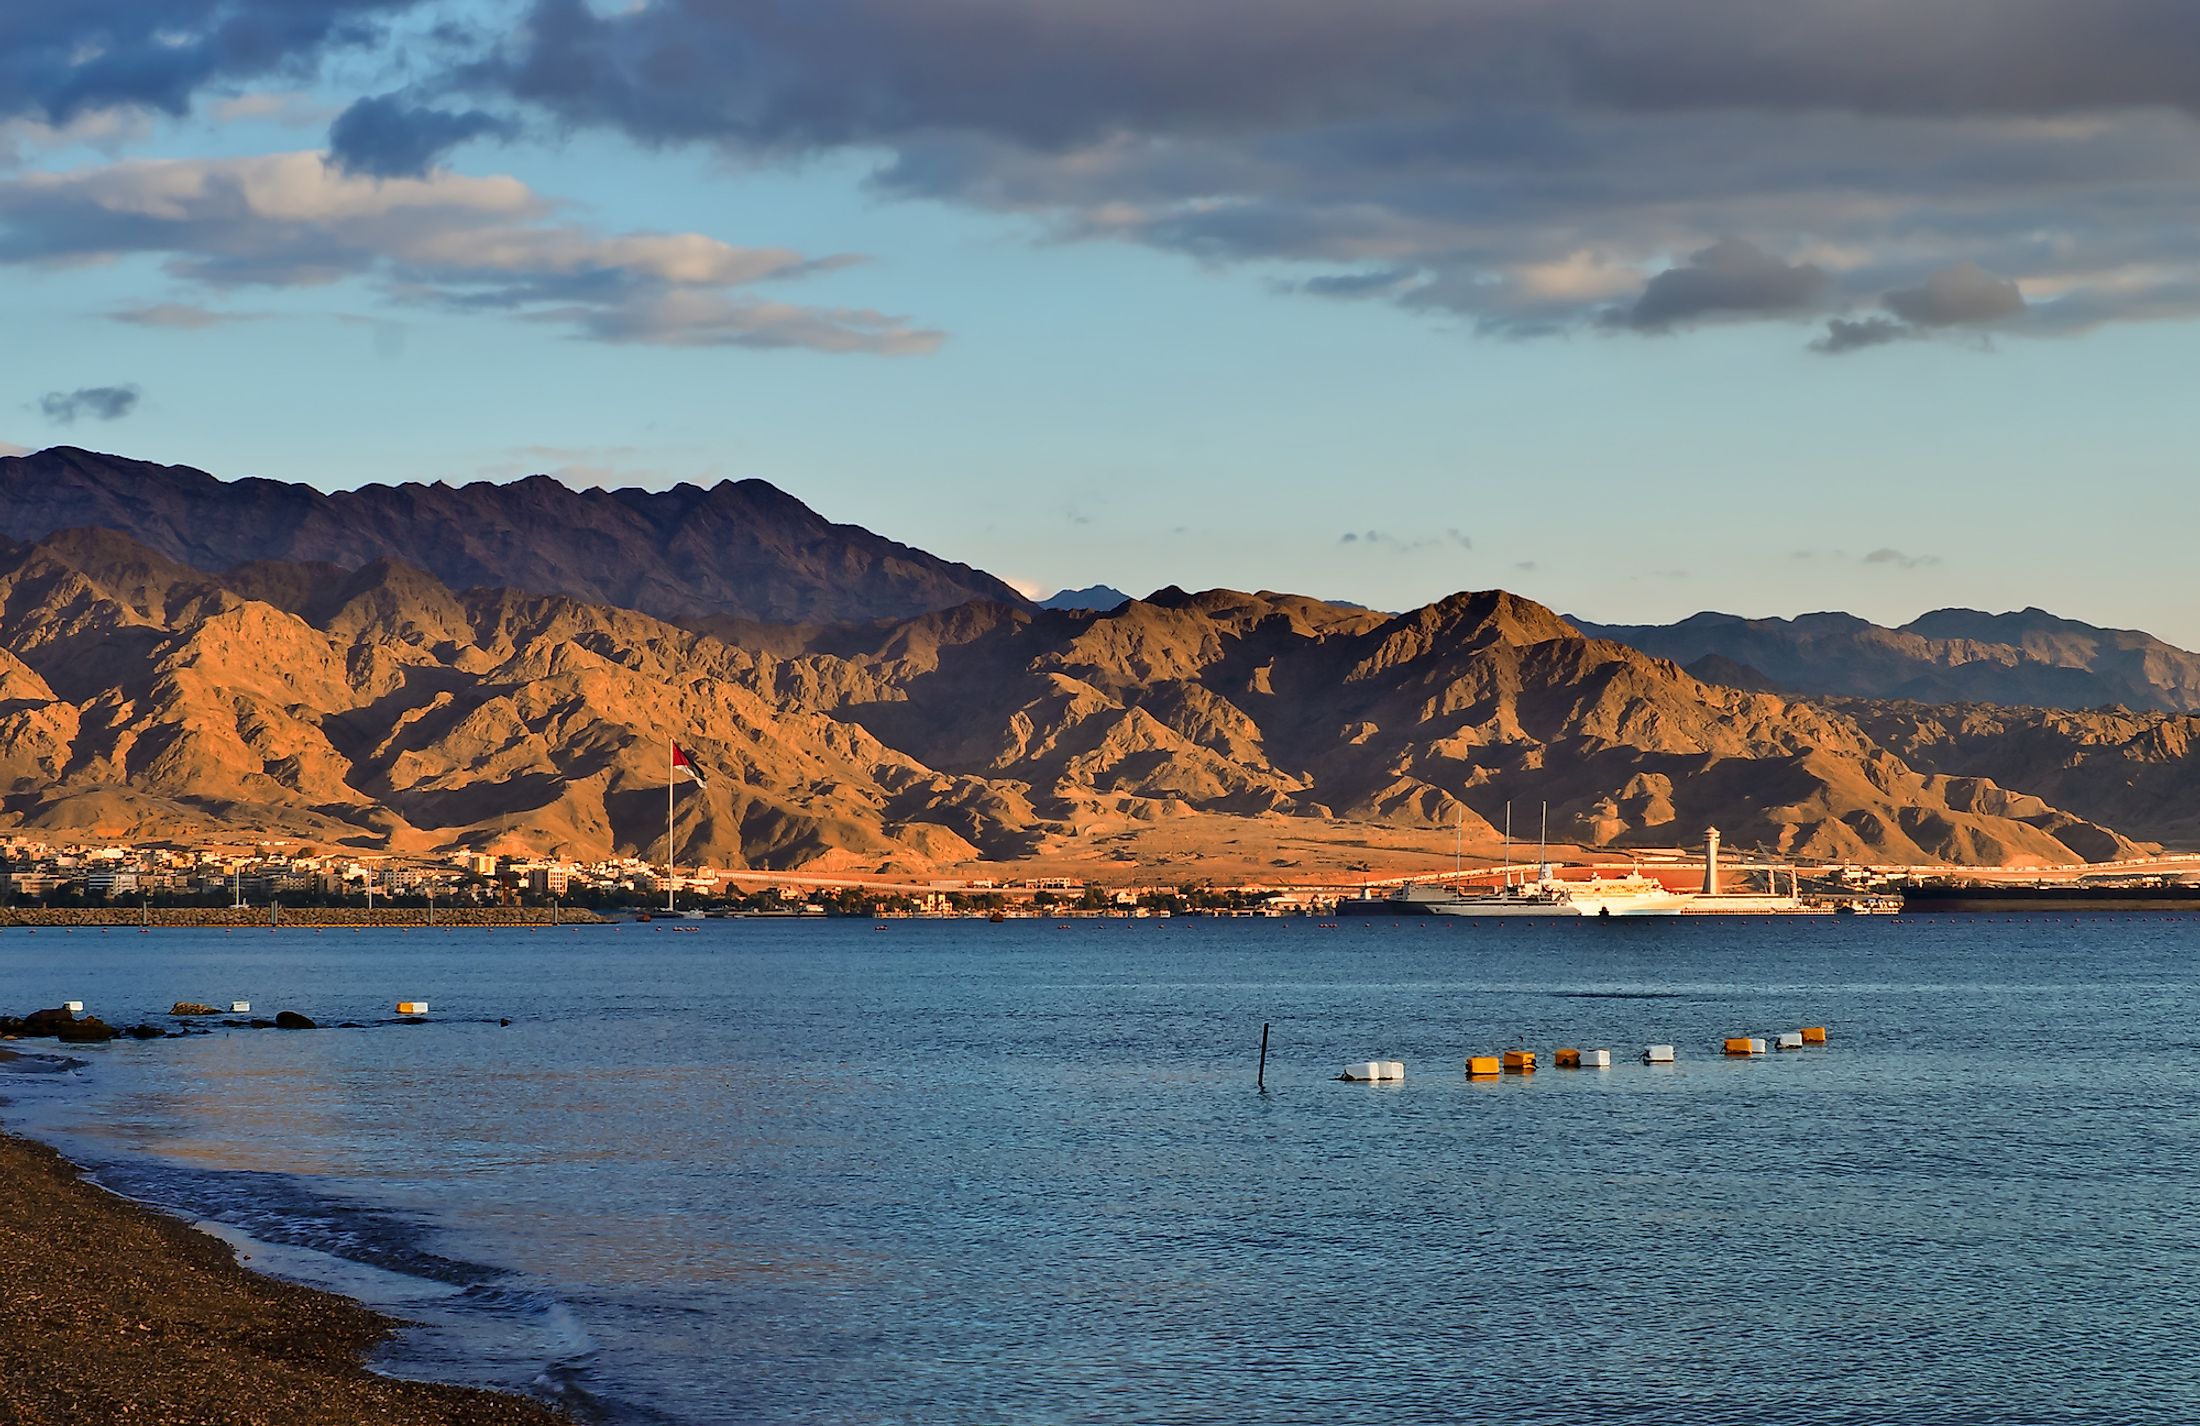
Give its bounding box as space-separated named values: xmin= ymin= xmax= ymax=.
xmin=125 ymin=1024 xmax=165 ymax=1040
xmin=54 ymin=1017 xmax=119 ymax=1043
xmin=21 ymin=1007 xmax=77 ymax=1036
xmin=274 ymin=1011 xmax=317 ymax=1030
xmin=171 ymin=1001 xmax=220 ymax=1016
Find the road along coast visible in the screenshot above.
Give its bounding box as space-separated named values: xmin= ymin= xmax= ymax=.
xmin=0 ymin=1104 xmax=574 ymax=1426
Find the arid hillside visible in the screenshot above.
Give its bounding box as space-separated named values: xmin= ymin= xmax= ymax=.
xmin=0 ymin=447 xmax=1022 ymax=626
xmin=0 ymin=530 xmax=2145 ymax=869
xmin=1836 ymin=700 xmax=2200 ymax=848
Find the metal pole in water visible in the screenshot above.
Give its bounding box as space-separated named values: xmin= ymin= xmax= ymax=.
xmin=1257 ymin=1022 xmax=1270 ymax=1092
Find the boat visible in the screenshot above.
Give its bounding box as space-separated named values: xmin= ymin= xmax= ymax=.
xmin=1339 ymin=879 xmax=1579 ymax=917
xmin=1546 ymin=870 xmax=1692 ymax=917
xmin=1339 ymin=870 xmax=1692 ymax=917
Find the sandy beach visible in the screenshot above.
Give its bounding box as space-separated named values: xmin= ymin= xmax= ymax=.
xmin=0 ymin=1091 xmax=571 ymax=1426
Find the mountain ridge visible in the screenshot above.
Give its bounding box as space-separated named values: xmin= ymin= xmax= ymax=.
xmin=0 ymin=447 xmax=1025 ymax=627
xmin=0 ymin=526 xmax=2143 ymax=869
xmin=1574 ymin=605 xmax=2200 ymax=713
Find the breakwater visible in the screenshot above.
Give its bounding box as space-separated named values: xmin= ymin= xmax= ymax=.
xmin=0 ymin=907 xmax=610 ymax=929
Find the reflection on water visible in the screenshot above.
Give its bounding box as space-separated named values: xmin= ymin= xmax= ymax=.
xmin=7 ymin=916 xmax=2200 ymax=1424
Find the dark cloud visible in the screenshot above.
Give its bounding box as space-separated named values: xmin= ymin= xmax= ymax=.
xmin=326 ymin=93 xmax=513 ymax=178
xmin=1812 ymin=317 xmax=1913 ymax=355
xmin=474 ymin=1 xmax=2200 ymax=154
xmin=27 ymin=0 xmax=2200 ymax=354
xmin=1296 ymin=268 xmax=1421 ymax=301
xmin=1615 ymin=239 xmax=1828 ymax=332
xmin=1 ymin=1 xmax=415 ymax=125
xmin=38 ymin=384 xmax=140 ymax=423
xmin=433 ymin=0 xmax=2200 ymax=350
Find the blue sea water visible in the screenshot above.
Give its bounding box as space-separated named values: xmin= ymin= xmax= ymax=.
xmin=4 ymin=914 xmax=2200 ymax=1424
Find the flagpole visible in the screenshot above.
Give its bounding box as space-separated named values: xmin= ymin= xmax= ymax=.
xmin=666 ymin=736 xmax=676 ymax=914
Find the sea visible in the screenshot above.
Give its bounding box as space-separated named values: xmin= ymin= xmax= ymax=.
xmin=4 ymin=914 xmax=2199 ymax=1425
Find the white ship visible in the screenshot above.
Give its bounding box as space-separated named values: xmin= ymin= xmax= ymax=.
xmin=1355 ymin=879 xmax=1578 ymax=917
xmin=1342 ymin=869 xmax=1692 ymax=917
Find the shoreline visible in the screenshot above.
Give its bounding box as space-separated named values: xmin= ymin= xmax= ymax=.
xmin=0 ymin=1109 xmax=576 ymax=1426
xmin=0 ymin=906 xmax=611 ymax=928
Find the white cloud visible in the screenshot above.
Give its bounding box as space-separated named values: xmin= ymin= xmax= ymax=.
xmin=0 ymin=152 xmax=940 ymax=354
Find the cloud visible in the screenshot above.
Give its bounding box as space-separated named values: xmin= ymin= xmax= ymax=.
xmin=1812 ymin=317 xmax=1913 ymax=355
xmin=1339 ymin=528 xmax=1471 ymax=552
xmin=1792 ymin=545 xmax=1943 ymax=568
xmin=38 ymin=384 xmax=140 ymax=423
xmin=1815 ymin=263 xmax=2027 ymax=353
xmin=326 ymin=94 xmax=514 ymax=178
xmin=1614 ymin=239 xmax=1829 ymax=333
xmin=1884 ymin=262 xmax=2027 ymax=328
xmin=0 ymin=441 xmax=28 ymax=457
xmin=107 ymin=302 xmax=263 ymax=328
xmin=0 ymin=152 xmax=939 ymax=355
xmin=2 ymin=0 xmax=419 ymax=126
xmin=21 ymin=0 xmax=2200 ymax=354
xmin=421 ymin=0 xmax=2200 ymax=350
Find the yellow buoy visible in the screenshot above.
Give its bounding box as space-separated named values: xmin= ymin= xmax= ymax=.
xmin=1724 ymin=1036 xmax=1766 ymax=1056
xmin=1802 ymin=1025 xmax=1828 ymax=1044
xmin=1502 ymin=1049 xmax=1536 ymax=1073
xmin=1465 ymin=1055 xmax=1502 ymax=1078
xmin=1554 ymin=1047 xmax=1582 ymax=1068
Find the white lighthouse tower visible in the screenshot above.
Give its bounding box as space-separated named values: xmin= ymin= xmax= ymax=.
xmin=1702 ymin=826 xmax=1721 ymax=897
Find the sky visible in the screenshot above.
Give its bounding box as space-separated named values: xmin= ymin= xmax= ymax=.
xmin=4 ymin=1 xmax=2200 ymax=640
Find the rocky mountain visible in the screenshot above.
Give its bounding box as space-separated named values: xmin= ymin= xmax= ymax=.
xmin=1038 ymin=585 xmax=1133 ymax=612
xmin=0 ymin=447 xmax=1023 ymax=627
xmin=1574 ymin=608 xmax=2200 ymax=714
xmin=1835 ymin=700 xmax=2200 ymax=849
xmin=0 ymin=529 xmax=2144 ymax=868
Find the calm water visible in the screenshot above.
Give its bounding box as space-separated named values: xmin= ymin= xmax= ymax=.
xmin=4 ymin=915 xmax=2199 ymax=1424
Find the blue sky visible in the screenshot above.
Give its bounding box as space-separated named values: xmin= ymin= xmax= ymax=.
xmin=6 ymin=2 xmax=2200 ymax=641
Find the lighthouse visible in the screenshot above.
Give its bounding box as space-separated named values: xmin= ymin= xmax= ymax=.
xmin=1702 ymin=826 xmax=1721 ymax=897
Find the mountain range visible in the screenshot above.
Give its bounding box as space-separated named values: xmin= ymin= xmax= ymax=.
xmin=0 ymin=448 xmax=1021 ymax=627
xmin=1574 ymin=608 xmax=2200 ymax=714
xmin=0 ymin=445 xmax=2192 ymax=869
xmin=0 ymin=515 xmax=2146 ymax=869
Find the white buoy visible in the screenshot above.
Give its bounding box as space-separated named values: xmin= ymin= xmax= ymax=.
xmin=1776 ymin=1031 xmax=1805 ymax=1050
xmin=1643 ymin=1043 xmax=1676 ymax=1064
xmin=1580 ymin=1049 xmax=1613 ymax=1068
xmin=63 ymin=1001 xmax=84 ymax=1013
xmin=1341 ymin=1060 xmax=1404 ymax=1082
xmin=230 ymin=1001 xmax=251 ymax=1014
